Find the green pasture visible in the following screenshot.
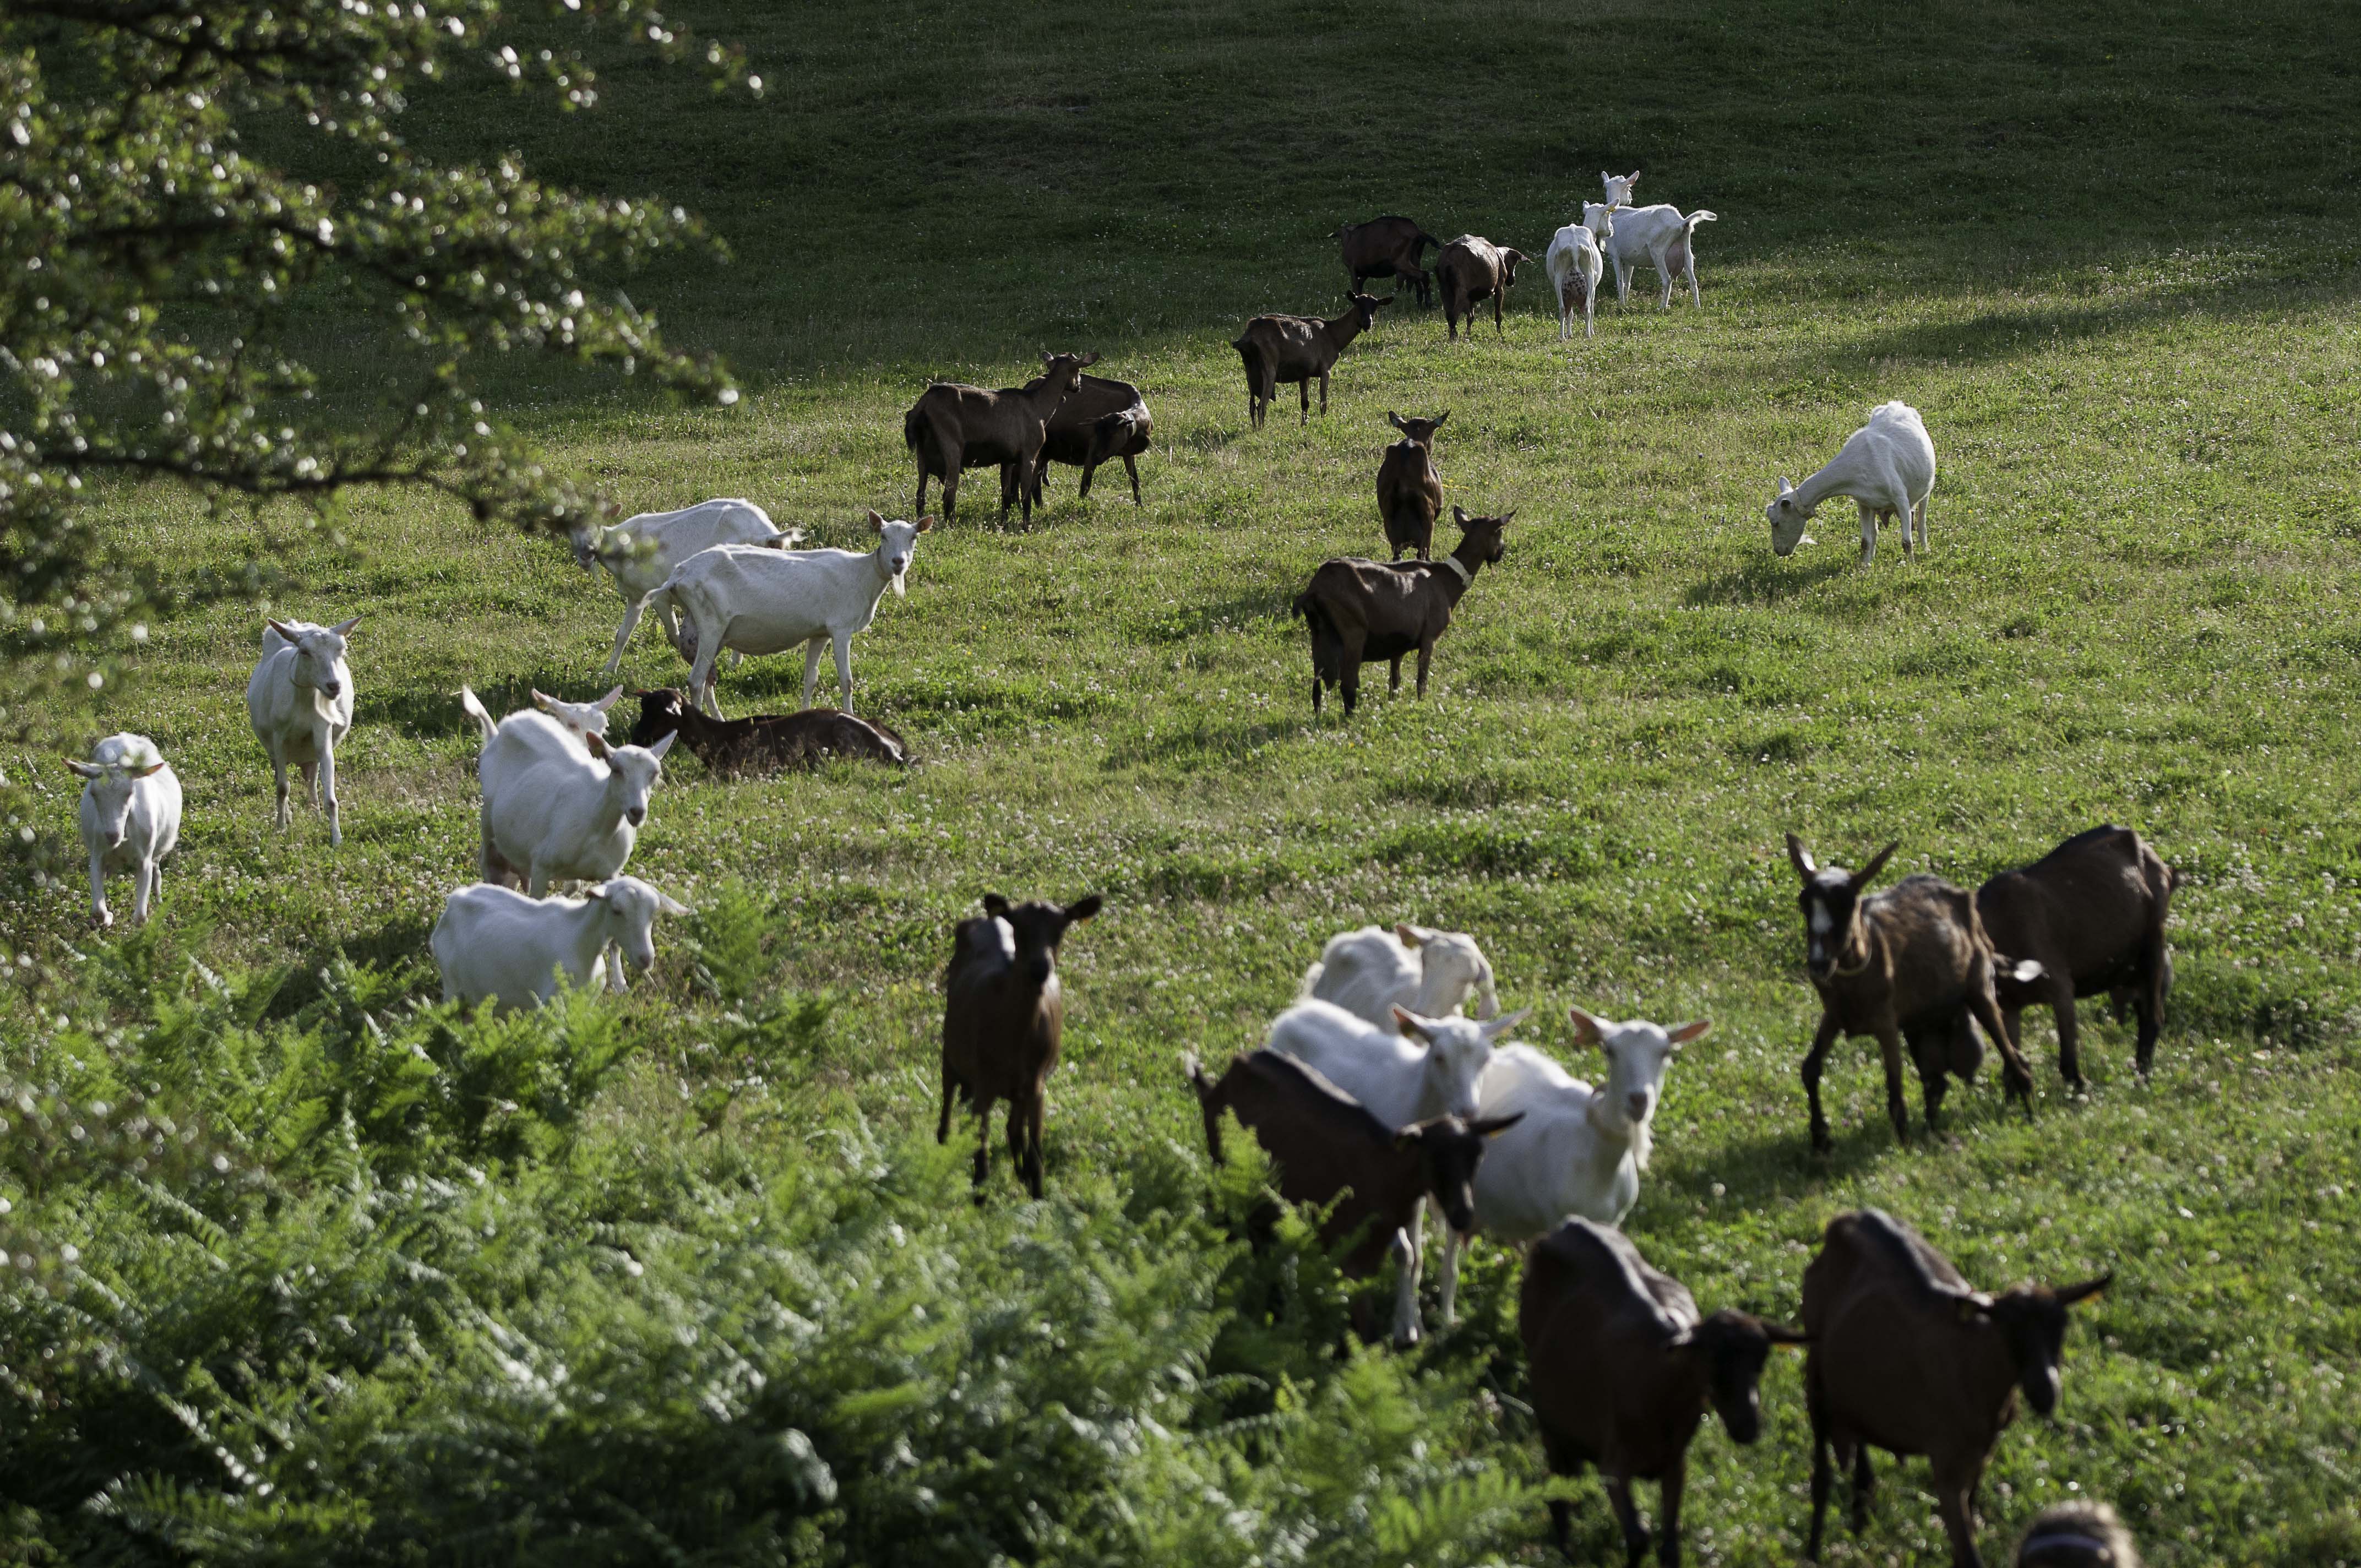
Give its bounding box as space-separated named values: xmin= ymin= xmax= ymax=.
xmin=7 ymin=1 xmax=2359 ymax=1562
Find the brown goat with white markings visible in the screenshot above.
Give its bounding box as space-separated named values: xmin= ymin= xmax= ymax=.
xmin=1435 ymin=234 xmax=1529 ymax=340
xmin=904 ymin=352 xmax=1097 ymax=527
xmin=938 ymin=892 xmax=1102 ymax=1197
xmin=1522 ymin=1218 xmax=1806 ymax=1567
xmin=1336 ymin=215 xmax=1443 ymax=306
xmin=1375 ymin=410 xmax=1447 ymax=561
xmin=1786 ymin=835 xmax=2039 ymax=1152
xmin=1292 ymin=507 xmax=1510 ymax=716
xmin=1184 ymin=1047 xmax=1519 ymax=1347
xmin=1976 ymin=825 xmax=2179 ymax=1088
xmin=1803 ymin=1209 xmax=2109 ymax=1568
xmin=628 ymin=688 xmax=910 ymax=774
xmin=1232 ymin=292 xmax=1391 ymax=429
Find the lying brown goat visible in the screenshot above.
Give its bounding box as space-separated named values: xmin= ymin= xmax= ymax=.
xmin=2015 ymin=1500 xmax=2144 ymax=1567
xmin=1184 ymin=1047 xmax=1518 ymax=1347
xmin=1786 ymin=835 xmax=2038 ymax=1152
xmin=1336 ymin=215 xmax=1443 ymax=307
xmin=1013 ymin=373 xmax=1153 ymax=508
xmin=1803 ymin=1209 xmax=2109 ymax=1568
xmin=1522 ymin=1218 xmax=1806 ymax=1566
xmin=1375 ymin=410 xmax=1447 ymax=561
xmin=904 ymin=352 xmax=1096 ymax=527
xmin=939 ymin=892 xmax=1102 ymax=1197
xmin=1232 ymin=292 xmax=1390 ymax=429
xmin=1436 ymin=234 xmax=1529 ymax=340
xmin=1977 ymin=825 xmax=2179 ymax=1088
xmin=1292 ymin=506 xmax=1510 ymax=716
xmin=628 ymin=688 xmax=910 ymax=773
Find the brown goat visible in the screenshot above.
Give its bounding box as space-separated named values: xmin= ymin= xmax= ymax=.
xmin=1232 ymin=292 xmax=1391 ymax=429
xmin=1292 ymin=506 xmax=1510 ymax=716
xmin=1184 ymin=1047 xmax=1519 ymax=1347
xmin=628 ymin=688 xmax=910 ymax=774
xmin=1522 ymin=1219 xmax=1806 ymax=1567
xmin=1336 ymin=215 xmax=1443 ymax=307
xmin=938 ymin=892 xmax=1103 ymax=1197
xmin=1436 ymin=234 xmax=1530 ymax=340
xmin=2015 ymin=1501 xmax=2144 ymax=1568
xmin=1803 ymin=1209 xmax=2109 ymax=1568
xmin=1012 ymin=373 xmax=1153 ymax=508
xmin=904 ymin=352 xmax=1097 ymax=527
xmin=1976 ymin=825 xmax=2179 ymax=1088
xmin=1786 ymin=835 xmax=2039 ymax=1152
xmin=1375 ymin=410 xmax=1448 ymax=561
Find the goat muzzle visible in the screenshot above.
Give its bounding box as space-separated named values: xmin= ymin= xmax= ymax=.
xmin=625 ymin=807 xmax=646 ymax=827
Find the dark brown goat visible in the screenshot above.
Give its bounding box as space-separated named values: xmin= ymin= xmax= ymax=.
xmin=2015 ymin=1501 xmax=2144 ymax=1568
xmin=1435 ymin=234 xmax=1530 ymax=340
xmin=1184 ymin=1047 xmax=1519 ymax=1347
xmin=1011 ymin=373 xmax=1153 ymax=508
xmin=1292 ymin=507 xmax=1510 ymax=716
xmin=1803 ymin=1210 xmax=2109 ymax=1568
xmin=1976 ymin=825 xmax=2179 ymax=1088
xmin=904 ymin=352 xmax=1097 ymax=526
xmin=1375 ymin=410 xmax=1448 ymax=561
xmin=1232 ymin=292 xmax=1391 ymax=429
xmin=1786 ymin=835 xmax=2039 ymax=1152
xmin=938 ymin=892 xmax=1102 ymax=1197
xmin=1522 ymin=1219 xmax=1806 ymax=1567
xmin=628 ymin=688 xmax=910 ymax=773
xmin=1336 ymin=215 xmax=1443 ymax=306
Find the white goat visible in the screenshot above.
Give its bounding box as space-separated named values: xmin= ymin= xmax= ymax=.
xmin=1767 ymin=400 xmax=1937 ymax=565
xmin=432 ymin=875 xmax=690 ymax=1010
xmin=472 ymin=702 xmax=675 ymax=896
xmin=245 ymin=617 xmax=357 ymax=847
xmin=1266 ymin=997 xmax=1529 ymax=1344
xmin=1591 ymin=172 xmax=1718 ymax=308
xmin=459 ymin=684 xmax=623 ymax=752
xmin=1546 ymin=206 xmax=1614 ymax=341
xmin=68 ymin=733 xmax=181 ymax=928
xmin=638 ymin=509 xmax=931 ymax=718
xmin=1433 ymin=1005 xmax=1707 ymax=1324
xmin=1299 ymin=923 xmax=1500 ymax=1027
xmin=573 ymin=498 xmax=800 ymax=677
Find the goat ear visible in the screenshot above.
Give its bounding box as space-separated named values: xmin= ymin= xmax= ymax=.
xmin=66 ymin=759 xmax=104 ymax=779
xmin=1434 ymin=410 xmax=1449 ymax=426
xmin=657 ymin=891 xmax=692 ymax=918
xmin=1762 ymin=1321 xmax=1811 ymax=1347
xmin=1079 ymin=352 xmax=1100 ymax=367
xmin=982 ymin=893 xmax=1011 ymax=918
xmin=595 ymin=685 xmax=624 ymax=710
xmin=1451 ymin=505 xmax=1470 ymax=525
xmin=1854 ymin=840 xmax=1900 ymax=888
xmin=1388 ymin=410 xmax=1406 ymax=432
xmin=1568 ymin=1005 xmax=1606 ymax=1046
xmin=329 ymin=616 xmax=360 ymax=636
xmin=646 ymin=730 xmax=677 ymax=759
xmin=1786 ymin=832 xmax=1817 ymax=880
xmin=1062 ymin=894 xmax=1104 ymax=924
xmin=1391 ymin=1004 xmax=1437 ymax=1043
xmin=1479 ymin=1006 xmax=1531 ymax=1038
xmin=866 ymin=508 xmax=885 ymax=532
xmin=1470 ymin=1111 xmax=1525 ymax=1138
xmin=1667 ymin=1019 xmax=1712 ymax=1047
xmin=129 ymin=761 xmax=166 ymax=778
xmin=531 ymin=689 xmax=557 ymax=711
xmin=1394 ymin=922 xmax=1428 ymax=948
xmin=914 ymin=514 xmax=936 ymax=533
xmin=2054 ymin=1272 xmax=2112 ymax=1307
xmin=2008 ymin=957 xmax=2046 ymax=985
xmin=1955 ymin=1293 xmax=1994 ymax=1323
xmin=265 ymin=618 xmax=296 ymax=641
xmin=1777 ymin=476 xmax=1795 ymax=497
xmin=1497 ymin=509 xmax=1516 ymax=526
xmin=584 ymin=732 xmax=611 ymax=759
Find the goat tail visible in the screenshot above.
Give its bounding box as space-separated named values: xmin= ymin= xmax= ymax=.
xmin=1684 ymin=209 xmax=1720 ymax=232
xmin=1415 ymin=229 xmax=1442 ymax=256
xmin=1180 ymin=1052 xmax=1225 ymax=1164
xmin=901 ymin=405 xmax=928 ymax=455
xmin=458 ymin=685 xmax=498 ymax=747
xmin=1296 ymin=959 xmax=1325 ymax=1002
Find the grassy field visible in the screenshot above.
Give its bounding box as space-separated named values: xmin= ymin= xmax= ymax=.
xmin=10 ymin=1 xmax=2361 ymax=1562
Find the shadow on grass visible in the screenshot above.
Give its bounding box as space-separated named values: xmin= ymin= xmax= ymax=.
xmin=367 ymin=668 xmax=632 ymax=742
xmin=1099 ymin=715 xmax=1310 ymax=772
xmin=1682 ymin=555 xmax=1853 ymax=607
xmin=1135 ymin=585 xmax=1299 ymax=644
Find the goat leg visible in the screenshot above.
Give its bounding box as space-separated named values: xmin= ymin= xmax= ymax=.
xmin=1849 ymin=1442 xmax=1875 ymax=1534
xmin=1805 ymin=1391 xmax=1833 ymax=1560
xmin=1548 ymin=1499 xmax=1576 ymax=1562
xmin=1655 ymin=1454 xmax=1686 ymax=1567
xmin=1870 ymin=1023 xmax=1911 ymax=1144
xmin=1603 ymin=1475 xmax=1650 ymax=1568
xmin=1124 ymin=453 xmax=1141 ymax=505
xmin=2049 ymin=980 xmax=2086 ymax=1093
xmin=971 ymin=1097 xmax=992 ymax=1193
xmin=935 ymin=1070 xmax=954 ymax=1145
xmin=1298 ymin=378 xmax=1311 ymax=426
xmin=1968 ymin=983 xmax=2037 ymax=1114
xmin=1389 ymin=655 xmax=1403 ymax=694
xmin=1415 ymin=640 xmax=1433 ymax=698
xmin=1931 ymin=1458 xmax=1985 ymax=1568
xmin=1801 ymin=1012 xmax=1842 ymax=1153
xmin=1025 ymin=1091 xmax=1047 ymax=1199
xmin=87 ymin=847 xmax=112 ymax=928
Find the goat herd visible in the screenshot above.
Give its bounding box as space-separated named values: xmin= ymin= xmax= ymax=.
xmin=55 ymin=170 xmax=2181 ymax=1568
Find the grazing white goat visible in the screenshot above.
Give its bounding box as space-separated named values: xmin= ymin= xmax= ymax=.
xmin=245 ymin=616 xmax=357 ymax=847
xmin=1266 ymin=996 xmax=1529 ymax=1343
xmin=1299 ymin=923 xmax=1501 ymax=1027
xmin=1593 ymin=181 xmax=1718 ymax=309
xmin=638 ymin=509 xmax=932 ymax=718
xmin=472 ymin=700 xmax=675 ymax=896
xmin=1766 ymin=400 xmax=1937 ymax=565
xmin=432 ymin=876 xmax=690 ymax=1010
xmin=68 ymin=733 xmax=181 ymax=928
xmin=1434 ymin=1005 xmax=1707 ymax=1324
xmin=573 ymin=498 xmax=799 ymax=677
xmin=459 ymin=685 xmax=623 ymax=752
xmin=1547 ymin=206 xmax=1614 ymax=341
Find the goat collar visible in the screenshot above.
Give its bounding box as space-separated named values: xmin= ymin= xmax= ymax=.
xmin=1434 ymin=555 xmax=1472 ymax=585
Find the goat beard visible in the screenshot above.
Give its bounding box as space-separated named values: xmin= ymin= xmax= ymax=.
xmin=890 ymin=571 xmax=906 ymax=598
